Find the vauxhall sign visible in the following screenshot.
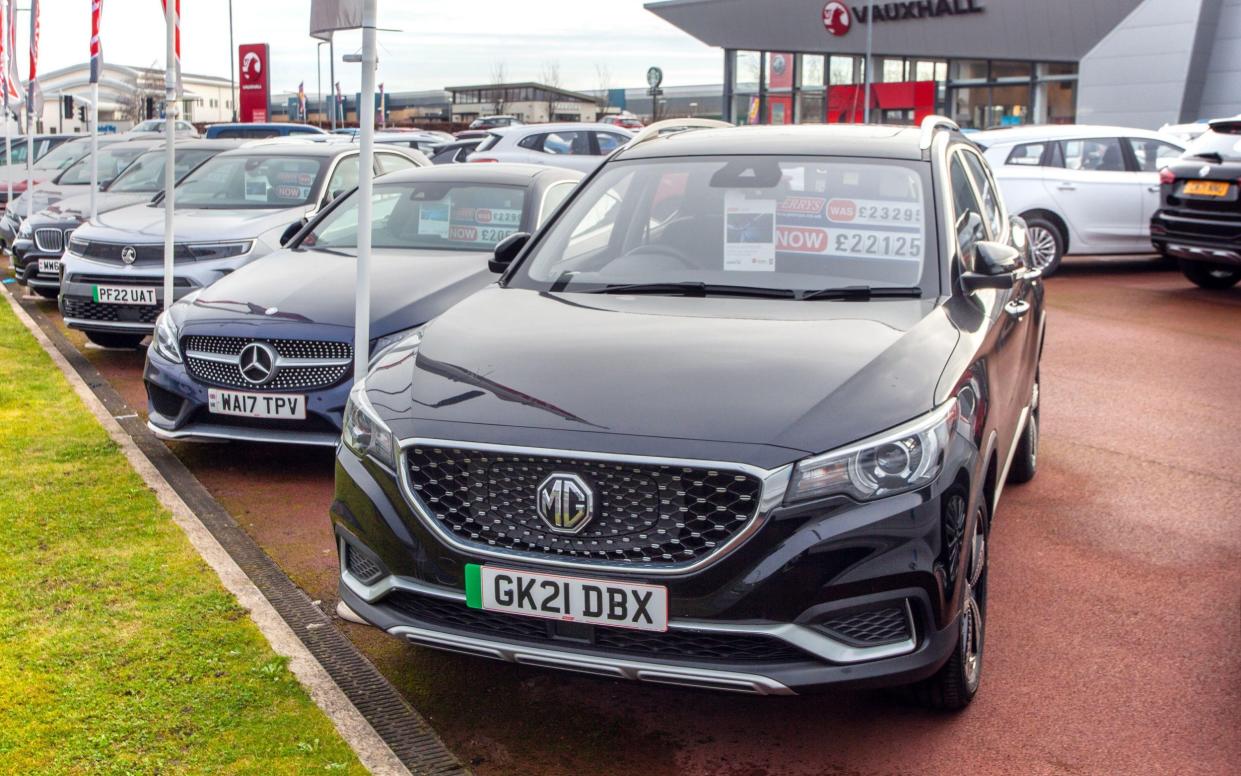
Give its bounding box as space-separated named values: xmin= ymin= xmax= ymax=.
xmin=822 ymin=0 xmax=985 ymax=37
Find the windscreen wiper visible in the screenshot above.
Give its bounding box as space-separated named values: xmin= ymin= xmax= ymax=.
xmin=1190 ymin=151 xmax=1224 ymax=163
xmin=584 ymin=282 xmax=797 ymax=299
xmin=799 ymin=285 xmax=923 ymax=301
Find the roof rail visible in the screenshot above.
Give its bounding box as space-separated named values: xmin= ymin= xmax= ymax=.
xmin=919 ymin=115 xmax=960 ymax=150
xmin=627 ymin=117 xmax=733 ymax=148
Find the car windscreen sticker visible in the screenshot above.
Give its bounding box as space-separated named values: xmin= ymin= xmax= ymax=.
xmin=418 ymin=201 xmax=451 ymax=238
xmin=825 ymin=198 xmax=922 ymax=227
xmin=723 ymin=191 xmax=776 ymax=271
xmin=445 ymin=204 xmax=520 ymax=245
xmin=243 ymin=174 xmax=269 ymax=203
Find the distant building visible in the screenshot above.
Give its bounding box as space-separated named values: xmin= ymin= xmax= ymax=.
xmin=272 ymin=89 xmax=452 ymax=126
xmin=28 ymin=63 xmax=234 ymax=134
xmin=446 ymin=82 xmax=602 ymax=124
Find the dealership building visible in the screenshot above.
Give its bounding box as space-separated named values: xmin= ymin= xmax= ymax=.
xmin=646 ymin=0 xmax=1241 ymax=129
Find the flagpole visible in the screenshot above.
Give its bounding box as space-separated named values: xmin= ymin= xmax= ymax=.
xmin=2 ymin=0 xmax=10 ymax=214
xmin=89 ymin=0 xmax=100 ymax=222
xmin=328 ymin=35 xmax=336 ymax=131
xmin=163 ymin=0 xmax=175 ymax=312
xmin=353 ymin=0 xmax=377 ymax=383
xmin=24 ymin=0 xmax=35 ymax=222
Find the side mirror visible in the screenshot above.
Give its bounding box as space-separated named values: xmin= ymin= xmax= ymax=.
xmin=961 ymin=241 xmax=1021 ymax=292
xmin=489 ymin=232 xmax=530 ymax=273
xmin=279 ymin=220 xmax=304 ymax=247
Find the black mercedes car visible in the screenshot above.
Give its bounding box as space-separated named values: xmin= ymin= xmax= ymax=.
xmin=331 ymin=119 xmax=1045 ymax=708
xmin=1150 ymin=116 xmax=1241 ymax=289
xmin=144 ymin=164 xmax=583 ymax=446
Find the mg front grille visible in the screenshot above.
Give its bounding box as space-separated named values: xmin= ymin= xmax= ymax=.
xmin=383 ymin=590 xmax=811 ymax=663
xmin=33 ymin=227 xmax=69 ymax=254
xmin=182 ymin=335 xmax=352 ymax=392
xmin=403 ymin=446 xmax=763 ymax=568
xmin=61 ymin=296 xmax=160 ymax=325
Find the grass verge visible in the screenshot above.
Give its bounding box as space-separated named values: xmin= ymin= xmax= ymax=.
xmin=0 ymin=295 xmax=365 ymax=774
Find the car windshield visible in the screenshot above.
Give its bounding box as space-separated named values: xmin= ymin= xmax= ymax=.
xmin=174 ymin=154 xmax=329 ymax=209
xmin=106 ymin=148 xmax=219 ymax=192
xmin=510 ymin=155 xmax=933 ymax=294
xmin=57 ymin=146 xmax=148 ymax=185
xmin=33 ymin=141 xmax=89 ymax=172
xmin=300 ymin=180 xmax=526 ymax=252
xmin=1185 ymin=126 xmax=1241 ymax=161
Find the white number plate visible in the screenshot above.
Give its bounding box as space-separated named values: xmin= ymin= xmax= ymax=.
xmin=466 ymin=564 xmax=668 ymax=632
xmin=207 ymin=388 xmax=306 ymax=420
xmin=92 ymin=285 xmax=158 ymax=305
xmin=37 ymin=258 xmax=60 ymax=274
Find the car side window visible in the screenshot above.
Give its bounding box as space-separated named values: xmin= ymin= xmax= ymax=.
xmin=962 ymin=150 xmax=1004 ymax=238
xmin=1005 ymin=142 xmax=1046 ymax=166
xmin=1126 ymin=138 xmax=1183 ymax=172
xmin=594 ymin=132 xmax=628 ymax=154
xmin=538 ymin=181 xmax=576 ymax=227
xmin=325 ymin=156 xmax=360 ymax=203
xmin=950 ymin=153 xmax=986 ymax=265
xmin=1062 ymin=138 xmax=1126 ymax=172
xmin=542 ymin=131 xmax=591 ymax=156
xmin=517 ymin=134 xmax=544 ymax=151
xmin=376 ymin=152 xmax=416 ymax=174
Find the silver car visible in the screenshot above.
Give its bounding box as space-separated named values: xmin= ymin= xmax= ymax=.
xmin=467 ymin=122 xmax=633 ymax=172
xmin=59 ymin=142 xmax=425 ymax=348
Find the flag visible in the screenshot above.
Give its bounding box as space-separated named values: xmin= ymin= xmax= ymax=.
xmin=378 ymin=82 xmax=384 ymax=123
xmin=160 ymin=0 xmax=181 ymax=96
xmin=4 ymin=0 xmax=19 ymax=109
xmin=26 ymin=0 xmax=41 ymax=116
xmin=89 ymin=0 xmax=103 ymax=84
xmin=297 ymin=81 xmax=306 ymax=121
xmin=310 ymin=0 xmax=362 ymax=40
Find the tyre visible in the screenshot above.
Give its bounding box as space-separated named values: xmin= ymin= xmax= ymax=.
xmin=1180 ymin=260 xmax=1241 ymax=290
xmin=84 ymin=331 xmax=145 ymax=349
xmin=1023 ymin=216 xmax=1064 ymax=276
xmin=1007 ymin=381 xmax=1039 ymax=485
xmin=908 ymin=495 xmax=988 ymax=711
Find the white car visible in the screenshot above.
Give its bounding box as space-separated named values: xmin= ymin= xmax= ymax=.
xmin=467 ymin=123 xmax=633 ymax=172
xmin=974 ymin=125 xmax=1185 ymax=273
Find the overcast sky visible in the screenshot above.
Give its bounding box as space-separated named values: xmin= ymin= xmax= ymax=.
xmin=23 ymin=0 xmax=720 ymax=94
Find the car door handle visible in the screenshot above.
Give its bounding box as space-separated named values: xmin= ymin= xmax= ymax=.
xmin=1056 ymin=183 xmax=1076 ymax=191
xmin=1005 ymin=300 xmax=1031 ymax=317
xmin=1147 ymin=185 xmax=1160 ymax=192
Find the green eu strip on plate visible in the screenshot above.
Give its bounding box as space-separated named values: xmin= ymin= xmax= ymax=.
xmin=464 ymin=563 xmax=482 ymax=609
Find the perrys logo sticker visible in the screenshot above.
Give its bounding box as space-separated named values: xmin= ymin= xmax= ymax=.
xmin=776 ymin=226 xmax=830 ymax=253
xmin=822 ymin=1 xmax=851 ymax=36
xmin=827 ymin=199 xmax=857 ymax=222
xmin=779 ymin=196 xmax=826 ymax=215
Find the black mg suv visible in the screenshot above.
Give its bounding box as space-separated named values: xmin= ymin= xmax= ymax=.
xmin=331 ymin=118 xmax=1045 ymax=709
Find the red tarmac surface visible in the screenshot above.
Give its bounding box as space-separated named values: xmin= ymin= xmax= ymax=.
xmin=25 ymin=255 xmax=1241 ymax=774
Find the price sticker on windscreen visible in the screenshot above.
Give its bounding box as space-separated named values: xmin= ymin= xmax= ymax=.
xmin=723 ymin=191 xmax=776 ymax=271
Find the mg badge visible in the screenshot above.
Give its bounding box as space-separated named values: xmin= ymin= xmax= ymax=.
xmin=536 ymin=473 xmax=594 ymax=534
xmin=121 ymin=245 xmax=137 ymax=265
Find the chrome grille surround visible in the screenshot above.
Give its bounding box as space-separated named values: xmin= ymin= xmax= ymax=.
xmin=33 ymin=227 xmax=69 ymax=254
xmin=182 ymin=335 xmax=353 ymax=392
xmin=397 ymin=439 xmax=792 ymax=576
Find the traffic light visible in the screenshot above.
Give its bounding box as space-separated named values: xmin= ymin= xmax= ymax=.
xmin=77 ymin=105 xmax=87 ymax=123
xmin=145 ymin=96 xmax=156 ymax=119
xmin=62 ymin=95 xmax=73 ymax=120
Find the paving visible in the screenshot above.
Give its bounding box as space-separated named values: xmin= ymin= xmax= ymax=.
xmin=15 ymin=254 xmax=1240 ymax=775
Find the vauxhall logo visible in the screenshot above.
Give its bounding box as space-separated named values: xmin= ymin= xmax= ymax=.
xmin=536 ymin=472 xmax=595 ymax=534
xmin=823 ymin=0 xmax=984 ymax=36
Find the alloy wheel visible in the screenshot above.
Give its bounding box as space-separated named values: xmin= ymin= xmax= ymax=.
xmin=961 ymin=507 xmax=987 ymax=689
xmin=1027 ymin=226 xmax=1058 ymax=269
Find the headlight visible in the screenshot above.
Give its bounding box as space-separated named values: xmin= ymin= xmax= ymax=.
xmin=786 ymin=400 xmax=958 ymax=503
xmin=341 ymin=381 xmax=397 ymax=469
xmin=17 ymin=219 xmax=31 ymax=237
xmin=186 ymin=241 xmax=253 ymax=261
xmin=152 ymin=311 xmax=182 ymax=363
xmin=369 ymin=325 xmax=424 ymax=365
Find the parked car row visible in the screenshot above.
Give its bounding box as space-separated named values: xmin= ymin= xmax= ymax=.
xmin=5 ymin=116 xmax=1048 ymax=710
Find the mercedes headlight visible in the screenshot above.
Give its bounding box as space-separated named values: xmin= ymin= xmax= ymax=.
xmin=369 ymin=325 xmax=424 ymax=366
xmin=786 ymin=400 xmax=958 ymax=503
xmin=152 ymin=311 xmax=182 ymax=363
xmin=341 ymin=381 xmax=397 ymax=469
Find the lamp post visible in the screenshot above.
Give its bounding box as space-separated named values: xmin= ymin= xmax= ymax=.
xmin=863 ymin=0 xmax=873 ymax=123
xmin=328 ymin=35 xmax=336 ymax=131
xmin=317 ymin=40 xmax=326 ymax=127
xmin=228 ymin=0 xmax=236 ymax=121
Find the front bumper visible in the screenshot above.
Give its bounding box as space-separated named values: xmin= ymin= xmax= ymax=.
xmin=10 ymin=237 xmax=64 ymax=291
xmin=144 ymin=343 xmax=351 ymax=447
xmin=330 ymin=433 xmax=982 ymax=694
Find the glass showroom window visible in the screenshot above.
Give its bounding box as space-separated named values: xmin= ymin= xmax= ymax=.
xmin=733 ymin=50 xmax=762 ymax=125
xmin=797 ymin=54 xmax=826 ymax=124
xmin=766 ymin=52 xmax=795 ymax=125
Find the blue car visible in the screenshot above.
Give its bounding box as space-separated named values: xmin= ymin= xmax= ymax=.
xmin=144 ymin=163 xmax=582 ymax=446
xmin=203 ymin=122 xmax=328 ymax=139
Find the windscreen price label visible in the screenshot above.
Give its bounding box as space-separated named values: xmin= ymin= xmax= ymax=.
xmin=827 ymin=198 xmax=922 ymax=226
xmin=447 ymin=225 xmax=517 ymax=244
xmin=829 ymin=228 xmax=922 ymax=261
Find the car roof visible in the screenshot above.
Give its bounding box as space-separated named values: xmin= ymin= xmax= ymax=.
xmin=495 ymin=122 xmax=631 ymax=137
xmin=616 ymin=123 xmax=929 ymax=162
xmin=214 ymin=141 xmax=359 ymax=158
xmin=972 ymin=124 xmax=1182 ymax=145
xmin=137 ymin=139 xmax=248 ymax=152
xmin=377 ymin=162 xmax=581 ymax=186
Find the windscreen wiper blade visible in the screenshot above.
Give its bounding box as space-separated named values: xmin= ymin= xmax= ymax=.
xmin=1190 ymin=151 xmax=1224 ymax=163
xmin=585 ymin=282 xmax=796 ymax=298
xmin=799 ymin=285 xmax=923 ymax=301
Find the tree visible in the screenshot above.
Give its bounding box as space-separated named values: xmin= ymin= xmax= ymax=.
xmin=540 ymin=61 xmax=561 ymax=122
xmin=490 ymin=62 xmax=508 ymax=116
xmin=595 ymin=63 xmax=612 ymax=116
